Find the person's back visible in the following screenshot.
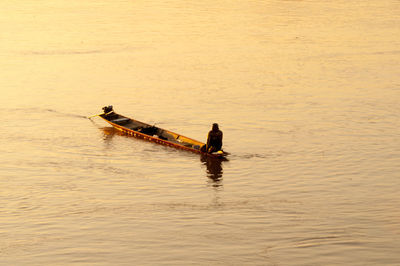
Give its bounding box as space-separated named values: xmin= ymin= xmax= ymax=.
xmin=207 ymin=123 xmax=223 ymax=153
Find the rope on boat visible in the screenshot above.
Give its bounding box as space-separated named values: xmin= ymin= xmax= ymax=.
xmin=87 ymin=111 xmax=114 ymax=119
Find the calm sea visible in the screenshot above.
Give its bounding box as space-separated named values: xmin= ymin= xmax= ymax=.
xmin=1 ymin=0 xmax=400 ymax=265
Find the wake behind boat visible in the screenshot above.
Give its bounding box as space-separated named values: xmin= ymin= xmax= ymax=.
xmin=90 ymin=106 xmax=228 ymax=158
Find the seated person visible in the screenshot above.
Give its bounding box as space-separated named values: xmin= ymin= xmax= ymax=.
xmin=206 ymin=123 xmax=223 ymax=153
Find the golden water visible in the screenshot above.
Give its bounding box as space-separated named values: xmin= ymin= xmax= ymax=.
xmin=1 ymin=1 xmax=400 ymax=265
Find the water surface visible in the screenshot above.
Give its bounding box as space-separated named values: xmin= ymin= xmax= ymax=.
xmin=1 ymin=0 xmax=400 ymax=265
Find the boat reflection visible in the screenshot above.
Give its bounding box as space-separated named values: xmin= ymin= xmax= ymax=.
xmin=100 ymin=126 xmax=119 ymax=143
xmin=101 ymin=126 xmax=117 ymax=135
xmin=201 ymin=155 xmax=225 ymax=187
xmin=100 ymin=125 xmax=226 ymax=187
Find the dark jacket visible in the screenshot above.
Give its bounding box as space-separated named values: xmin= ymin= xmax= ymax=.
xmin=207 ymin=126 xmax=223 ymax=151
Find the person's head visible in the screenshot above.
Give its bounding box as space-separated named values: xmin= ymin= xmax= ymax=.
xmin=212 ymin=123 xmax=219 ymax=131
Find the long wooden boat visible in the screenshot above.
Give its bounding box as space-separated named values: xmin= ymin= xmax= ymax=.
xmin=92 ymin=106 xmax=228 ymax=158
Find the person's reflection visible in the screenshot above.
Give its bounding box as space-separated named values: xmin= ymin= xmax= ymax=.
xmin=201 ymin=155 xmax=224 ymax=186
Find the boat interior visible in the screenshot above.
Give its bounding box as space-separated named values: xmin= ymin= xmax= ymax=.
xmin=102 ymin=112 xmax=203 ymax=151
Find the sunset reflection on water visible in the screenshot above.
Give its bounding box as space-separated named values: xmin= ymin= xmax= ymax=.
xmin=1 ymin=0 xmax=400 ymax=265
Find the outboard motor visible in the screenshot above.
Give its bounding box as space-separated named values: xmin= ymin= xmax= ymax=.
xmin=102 ymin=105 xmax=113 ymax=113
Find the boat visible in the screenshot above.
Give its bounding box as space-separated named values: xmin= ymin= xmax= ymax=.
xmin=91 ymin=106 xmax=228 ymax=158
